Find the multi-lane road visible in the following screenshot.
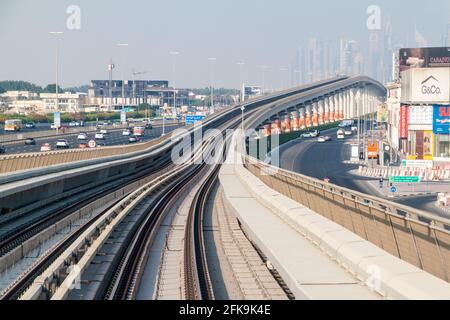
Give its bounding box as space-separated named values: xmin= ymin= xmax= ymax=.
xmin=277 ymin=128 xmax=449 ymax=217
xmin=1 ymin=124 xmax=182 ymax=154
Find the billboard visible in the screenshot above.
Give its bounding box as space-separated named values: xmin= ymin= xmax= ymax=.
xmin=409 ymin=105 xmax=433 ymax=125
xmin=186 ymin=115 xmax=206 ymax=125
xmin=367 ymin=141 xmax=379 ymax=159
xmin=433 ymin=105 xmax=450 ymax=134
xmin=54 ymin=112 xmax=61 ymax=128
xmin=120 ymin=110 xmax=127 ymax=123
xmin=423 ymin=130 xmax=434 ymax=160
xmin=401 ymin=67 xmax=450 ymax=103
xmin=399 ymin=47 xmax=450 ymax=75
xmin=399 ymin=105 xmax=409 ymax=139
xmin=377 ymin=104 xmax=389 ymax=123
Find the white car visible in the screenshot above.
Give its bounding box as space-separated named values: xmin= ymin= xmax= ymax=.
xmin=301 ymin=130 xmax=320 ymax=138
xmin=122 ymin=129 xmax=131 ymax=136
xmin=318 ymin=136 xmax=332 ymax=143
xmin=50 ymin=123 xmax=59 ymax=130
xmin=40 ymin=143 xmax=52 ymax=152
xmin=77 ymin=133 xmax=88 ymax=140
xmin=56 ymin=139 xmax=70 ymax=149
xmin=344 ymin=128 xmax=353 ymax=136
xmin=95 ymin=133 xmax=105 ymax=140
xmin=100 ymin=129 xmax=108 ymax=134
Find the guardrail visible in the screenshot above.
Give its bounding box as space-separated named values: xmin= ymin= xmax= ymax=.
xmin=244 ymin=155 xmax=450 ymax=283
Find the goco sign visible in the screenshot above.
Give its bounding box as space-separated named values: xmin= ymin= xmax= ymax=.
xmin=421 ymin=76 xmax=441 ymax=95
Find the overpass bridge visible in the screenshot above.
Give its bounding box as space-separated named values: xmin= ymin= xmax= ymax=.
xmin=0 ymin=76 xmax=450 ymax=300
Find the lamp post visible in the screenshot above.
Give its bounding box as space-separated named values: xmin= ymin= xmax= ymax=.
xmin=260 ymin=65 xmax=269 ymax=95
xmin=169 ymin=51 xmax=179 ymax=119
xmin=49 ymin=31 xmax=63 ymax=113
xmin=116 ymin=43 xmax=129 ymax=111
xmin=279 ymin=68 xmax=288 ymax=91
xmin=237 ymin=62 xmax=245 ymax=102
xmin=208 ymin=57 xmax=217 ymax=114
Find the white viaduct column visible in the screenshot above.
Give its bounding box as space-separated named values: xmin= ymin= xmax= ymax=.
xmin=324 ymin=96 xmax=330 ymax=124
xmin=299 ymin=107 xmax=306 ymax=129
xmin=339 ymin=91 xmax=344 ymax=120
xmin=329 ymin=94 xmax=335 ymax=123
xmin=349 ymin=88 xmax=355 ymax=119
xmin=318 ymin=99 xmax=325 ymax=125
xmin=312 ymin=101 xmax=319 ymax=127
xmin=305 ymin=104 xmax=312 ymax=128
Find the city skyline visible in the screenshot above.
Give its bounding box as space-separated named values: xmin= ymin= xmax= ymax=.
xmin=1 ymin=0 xmax=450 ymax=89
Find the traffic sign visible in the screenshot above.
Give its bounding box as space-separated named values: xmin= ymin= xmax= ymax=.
xmin=389 ymin=176 xmax=421 ymax=183
xmin=186 ymin=115 xmax=206 ymax=125
xmin=88 ymin=140 xmax=97 ymax=148
xmin=390 ymin=186 xmax=398 ymax=193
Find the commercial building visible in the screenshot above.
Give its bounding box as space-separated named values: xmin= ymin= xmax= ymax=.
xmin=85 ymin=80 xmax=189 ymax=111
xmin=40 ymin=92 xmax=86 ymax=113
xmin=398 ymin=64 xmax=450 ymax=164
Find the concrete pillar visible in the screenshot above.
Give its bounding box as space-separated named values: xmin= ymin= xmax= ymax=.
xmin=299 ymin=107 xmax=306 ymax=130
xmin=305 ymin=105 xmax=312 ymax=128
xmin=329 ymin=94 xmax=335 ymax=123
xmin=291 ymin=110 xmax=299 ymax=131
xmin=349 ymin=88 xmax=355 ymax=119
xmin=339 ymin=91 xmax=344 ymax=120
xmin=324 ymin=96 xmax=330 ymax=124
xmin=318 ymin=99 xmax=325 ymax=125
xmin=312 ymin=101 xmax=319 ymax=127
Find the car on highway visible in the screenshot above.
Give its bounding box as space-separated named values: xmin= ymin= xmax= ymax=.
xmin=95 ymin=133 xmax=105 ymax=140
xmin=25 ymin=138 xmax=36 ymax=145
xmin=96 ymin=140 xmax=107 ymax=147
xmin=344 ymin=127 xmax=353 ymax=136
xmin=318 ymin=136 xmax=332 ymax=143
xmin=128 ymin=135 xmax=139 ymax=143
xmin=337 ymin=129 xmax=345 ymax=140
xmin=145 ymin=122 xmax=153 ymax=130
xmin=50 ymin=123 xmax=58 ymax=130
xmin=0 ymin=145 xmax=5 ymax=154
xmin=99 ymin=128 xmax=108 ymax=135
xmin=122 ymin=129 xmax=132 ymax=136
xmin=69 ymin=121 xmax=80 ymax=127
xmin=77 ymin=133 xmax=88 ymax=140
xmin=301 ymin=130 xmax=320 ymax=138
xmin=25 ymin=122 xmax=36 ymax=129
xmin=56 ymin=139 xmax=70 ymax=149
xmin=40 ymin=143 xmax=52 ymax=152
xmin=79 ymin=141 xmax=88 ymax=149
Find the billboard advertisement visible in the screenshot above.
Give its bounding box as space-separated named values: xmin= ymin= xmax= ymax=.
xmin=367 ymin=141 xmax=379 ymax=159
xmin=433 ymin=105 xmax=450 ymax=134
xmin=423 ymin=130 xmax=434 ymax=160
xmin=377 ymin=104 xmax=389 ymax=123
xmin=399 ymin=105 xmax=409 ymax=139
xmin=120 ymin=110 xmax=127 ymax=123
xmin=399 ymin=47 xmax=450 ymax=75
xmin=409 ymin=105 xmax=433 ymax=125
xmin=54 ymin=112 xmax=61 ymax=129
xmin=401 ymin=67 xmax=450 ymax=103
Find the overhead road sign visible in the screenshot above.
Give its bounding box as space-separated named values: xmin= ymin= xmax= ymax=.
xmin=389 ymin=176 xmax=421 ymax=184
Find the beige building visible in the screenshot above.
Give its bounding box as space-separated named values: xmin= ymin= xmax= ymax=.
xmin=40 ymin=92 xmax=86 ymax=113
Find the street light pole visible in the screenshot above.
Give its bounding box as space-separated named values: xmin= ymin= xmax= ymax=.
xmin=169 ymin=51 xmax=179 ymax=119
xmin=117 ymin=43 xmax=129 ymax=112
xmin=208 ymin=57 xmax=217 ymax=114
xmin=237 ymin=62 xmax=245 ymax=103
xmin=261 ymin=65 xmax=268 ymax=95
xmin=49 ymin=31 xmax=63 ymax=113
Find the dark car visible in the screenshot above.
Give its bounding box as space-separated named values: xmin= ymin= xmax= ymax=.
xmin=0 ymin=145 xmax=5 ymax=154
xmin=25 ymin=138 xmax=36 ymax=145
xmin=145 ymin=122 xmax=153 ymax=130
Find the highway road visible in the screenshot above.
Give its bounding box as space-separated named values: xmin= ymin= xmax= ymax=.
xmin=277 ymin=128 xmax=449 ymax=217
xmin=1 ymin=124 xmax=182 ymax=154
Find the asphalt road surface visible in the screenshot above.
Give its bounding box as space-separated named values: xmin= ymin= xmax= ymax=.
xmin=1 ymin=124 xmax=182 ymax=154
xmin=277 ymin=128 xmax=448 ymax=217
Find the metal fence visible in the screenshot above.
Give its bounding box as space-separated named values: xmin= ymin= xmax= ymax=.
xmin=244 ymin=156 xmax=450 ymax=283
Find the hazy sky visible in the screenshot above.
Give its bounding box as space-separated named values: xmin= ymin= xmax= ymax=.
xmin=1 ymin=0 xmax=449 ymax=88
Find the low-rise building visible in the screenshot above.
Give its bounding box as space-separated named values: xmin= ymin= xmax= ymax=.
xmin=40 ymin=92 xmax=86 ymax=113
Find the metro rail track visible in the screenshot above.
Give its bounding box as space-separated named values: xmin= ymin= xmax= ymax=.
xmin=0 ymin=78 xmax=352 ymax=300
xmin=0 ymin=156 xmax=174 ymax=258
